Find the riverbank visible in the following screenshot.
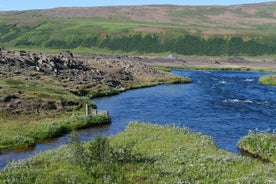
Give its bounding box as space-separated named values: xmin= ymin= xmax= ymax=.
xmin=0 ymin=49 xmax=191 ymax=151
xmin=138 ymin=55 xmax=276 ymax=72
xmin=1 ymin=123 xmax=275 ymax=183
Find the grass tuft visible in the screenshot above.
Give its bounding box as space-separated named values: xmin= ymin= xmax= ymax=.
xmin=259 ymin=74 xmax=276 ymax=86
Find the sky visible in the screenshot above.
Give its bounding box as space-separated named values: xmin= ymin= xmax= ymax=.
xmin=0 ymin=0 xmax=273 ymax=11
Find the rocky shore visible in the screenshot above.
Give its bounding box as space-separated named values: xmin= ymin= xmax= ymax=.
xmin=0 ymin=49 xmax=188 ymax=114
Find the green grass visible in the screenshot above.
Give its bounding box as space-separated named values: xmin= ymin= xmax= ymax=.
xmin=0 ymin=112 xmax=111 ymax=151
xmin=259 ymin=74 xmax=276 ymax=86
xmin=0 ymin=78 xmax=79 ymax=102
xmin=154 ymin=65 xmax=275 ymax=72
xmin=0 ymin=77 xmax=112 ymax=150
xmin=125 ymin=74 xmax=192 ymax=90
xmin=1 ymin=123 xmax=275 ymax=183
xmin=238 ymin=130 xmax=276 ymax=163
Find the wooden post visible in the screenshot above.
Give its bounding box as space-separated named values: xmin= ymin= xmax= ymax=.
xmin=85 ymin=103 xmax=90 ymax=116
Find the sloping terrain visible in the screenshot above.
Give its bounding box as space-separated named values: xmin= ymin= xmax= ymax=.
xmin=0 ymin=2 xmax=275 ymax=35
xmin=0 ymin=2 xmax=275 ymax=56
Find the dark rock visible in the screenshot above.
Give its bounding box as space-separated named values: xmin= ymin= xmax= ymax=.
xmin=3 ymin=95 xmax=18 ymax=102
xmin=41 ymin=101 xmax=57 ymax=110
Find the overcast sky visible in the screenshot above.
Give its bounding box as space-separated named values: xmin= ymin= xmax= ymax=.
xmin=0 ymin=0 xmax=272 ymax=11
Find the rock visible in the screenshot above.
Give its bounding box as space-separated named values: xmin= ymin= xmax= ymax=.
xmin=2 ymin=95 xmax=18 ymax=102
xmin=167 ymin=54 xmax=178 ymax=60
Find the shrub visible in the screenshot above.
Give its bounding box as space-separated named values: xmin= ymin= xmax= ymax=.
xmin=238 ymin=130 xmax=276 ymax=162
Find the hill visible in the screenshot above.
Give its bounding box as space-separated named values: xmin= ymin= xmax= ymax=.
xmin=0 ymin=2 xmax=276 ymax=55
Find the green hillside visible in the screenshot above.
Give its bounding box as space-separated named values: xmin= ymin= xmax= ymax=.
xmin=0 ymin=3 xmax=276 ymax=55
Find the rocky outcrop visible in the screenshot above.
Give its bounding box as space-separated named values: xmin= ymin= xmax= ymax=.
xmin=0 ymin=49 xmax=170 ymax=114
xmin=0 ymin=49 xmax=124 ymax=89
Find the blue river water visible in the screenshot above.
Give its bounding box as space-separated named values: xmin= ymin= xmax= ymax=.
xmin=1 ymin=70 xmax=275 ymax=169
xmin=93 ymin=70 xmax=276 ymax=152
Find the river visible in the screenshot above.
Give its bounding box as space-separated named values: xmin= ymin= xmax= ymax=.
xmin=1 ymin=70 xmax=275 ymax=169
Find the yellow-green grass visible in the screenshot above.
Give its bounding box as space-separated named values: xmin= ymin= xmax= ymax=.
xmin=0 ymin=111 xmax=110 ymax=151
xmin=125 ymin=74 xmax=192 ymax=90
xmin=259 ymin=74 xmax=276 ymax=86
xmin=154 ymin=65 xmax=275 ymax=72
xmin=238 ymin=130 xmax=276 ymax=163
xmin=1 ymin=123 xmax=275 ymax=183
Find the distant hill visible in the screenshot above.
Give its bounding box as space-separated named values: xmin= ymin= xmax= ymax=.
xmin=0 ymin=2 xmax=276 ymax=55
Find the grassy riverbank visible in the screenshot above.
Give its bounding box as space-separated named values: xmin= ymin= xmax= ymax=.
xmin=0 ymin=73 xmax=185 ymax=151
xmin=1 ymin=123 xmax=275 ymax=183
xmin=0 ymin=52 xmax=191 ymax=151
xmin=238 ymin=130 xmax=276 ymax=163
xmin=0 ymin=112 xmax=110 ymax=151
xmin=0 ymin=77 xmax=111 ymax=151
xmin=259 ymin=74 xmax=276 ymax=86
xmin=154 ymin=65 xmax=274 ymax=73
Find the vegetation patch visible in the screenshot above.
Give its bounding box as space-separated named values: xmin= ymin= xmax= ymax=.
xmin=1 ymin=123 xmax=275 ymax=183
xmin=154 ymin=65 xmax=271 ymax=72
xmin=259 ymin=74 xmax=276 ymax=86
xmin=0 ymin=113 xmax=110 ymax=151
xmin=238 ymin=130 xmax=276 ymax=163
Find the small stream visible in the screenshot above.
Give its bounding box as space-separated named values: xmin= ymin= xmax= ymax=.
xmin=1 ymin=70 xmax=276 ymax=169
